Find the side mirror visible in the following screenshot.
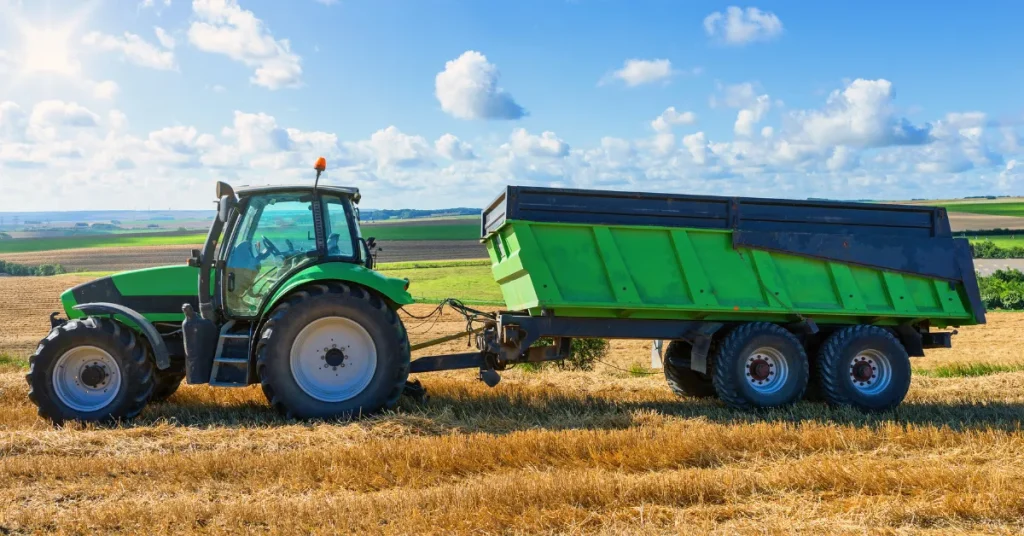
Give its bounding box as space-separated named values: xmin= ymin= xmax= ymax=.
xmin=218 ymin=195 xmax=236 ymax=222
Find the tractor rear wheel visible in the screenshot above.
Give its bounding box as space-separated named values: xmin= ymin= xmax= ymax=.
xmin=663 ymin=340 xmax=716 ymax=398
xmin=26 ymin=317 xmax=154 ymax=424
xmin=150 ymin=365 xmax=185 ymax=403
xmin=256 ymin=283 xmax=410 ymax=419
xmin=816 ymin=325 xmax=911 ymax=412
xmin=712 ymin=322 xmax=809 ymax=409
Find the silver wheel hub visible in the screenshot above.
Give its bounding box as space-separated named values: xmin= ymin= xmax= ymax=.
xmin=52 ymin=346 xmax=122 ymax=412
xmin=289 ymin=316 xmax=377 ymax=403
xmin=744 ymin=346 xmax=789 ymax=394
xmin=849 ymin=349 xmax=892 ymax=395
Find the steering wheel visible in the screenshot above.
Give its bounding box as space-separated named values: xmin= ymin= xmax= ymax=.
xmin=259 ymin=235 xmax=284 ymax=259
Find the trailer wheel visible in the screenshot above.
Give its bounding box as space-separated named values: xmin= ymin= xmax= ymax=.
xmin=256 ymin=282 xmax=410 ymax=420
xmin=817 ymin=325 xmax=910 ymax=412
xmin=26 ymin=317 xmax=154 ymax=424
xmin=712 ymin=322 xmax=808 ymax=409
xmin=663 ymin=341 xmax=716 ymax=398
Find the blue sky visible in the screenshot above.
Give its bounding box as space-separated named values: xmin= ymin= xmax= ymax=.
xmin=0 ymin=0 xmax=1021 ymax=211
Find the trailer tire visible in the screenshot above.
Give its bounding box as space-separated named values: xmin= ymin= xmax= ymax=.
xmin=256 ymin=282 xmax=410 ymax=420
xmin=712 ymin=322 xmax=808 ymax=409
xmin=663 ymin=341 xmax=716 ymax=398
xmin=817 ymin=325 xmax=910 ymax=412
xmin=26 ymin=317 xmax=154 ymax=424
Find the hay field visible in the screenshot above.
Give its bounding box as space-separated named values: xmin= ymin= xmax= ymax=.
xmin=2 ymin=279 xmax=1024 ymax=534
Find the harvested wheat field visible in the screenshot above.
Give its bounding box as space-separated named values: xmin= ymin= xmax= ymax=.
xmin=2 ymin=285 xmax=1024 ymax=534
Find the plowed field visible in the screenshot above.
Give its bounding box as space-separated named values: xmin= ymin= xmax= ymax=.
xmin=2 ymin=277 xmax=1024 ymax=534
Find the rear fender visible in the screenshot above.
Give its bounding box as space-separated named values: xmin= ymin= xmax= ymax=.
xmin=72 ymin=303 xmax=172 ymax=370
xmin=261 ymin=262 xmax=414 ymax=316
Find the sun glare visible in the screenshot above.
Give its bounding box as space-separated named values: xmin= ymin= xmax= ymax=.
xmin=20 ymin=22 xmax=77 ymax=75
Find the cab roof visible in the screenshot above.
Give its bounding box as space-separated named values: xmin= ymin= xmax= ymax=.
xmin=235 ymin=184 xmax=361 ymax=202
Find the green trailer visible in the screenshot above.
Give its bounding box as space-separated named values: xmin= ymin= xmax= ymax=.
xmin=26 ymin=174 xmax=985 ymax=424
xmin=465 ymin=186 xmax=984 ymax=411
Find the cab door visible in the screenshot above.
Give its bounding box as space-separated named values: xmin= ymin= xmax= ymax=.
xmin=221 ymin=192 xmax=320 ymax=318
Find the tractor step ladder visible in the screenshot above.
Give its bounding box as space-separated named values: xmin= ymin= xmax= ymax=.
xmin=209 ymin=321 xmax=252 ymax=387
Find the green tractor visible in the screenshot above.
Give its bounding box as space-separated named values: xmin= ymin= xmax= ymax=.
xmin=28 ymin=160 xmax=416 ymax=423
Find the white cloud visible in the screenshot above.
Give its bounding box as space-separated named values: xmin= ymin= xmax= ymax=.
xmin=0 ymin=102 xmax=27 ymax=141
xmin=435 ymin=51 xmax=526 ymax=120
xmin=608 ymin=59 xmax=673 ymax=87
xmin=366 ymin=126 xmax=432 ymax=169
xmin=188 ymin=0 xmax=303 ymax=90
xmin=651 ymin=107 xmax=696 ymax=133
xmin=140 ymin=0 xmax=173 ymax=8
xmin=92 ymin=80 xmax=120 ymax=100
xmin=682 ymin=132 xmax=709 ymax=165
xmin=227 ymin=111 xmax=292 ymax=153
xmin=154 ymin=27 xmax=176 ymax=49
xmin=435 ymin=134 xmax=475 ymax=160
xmin=704 ymin=6 xmax=783 ymax=45
xmin=82 ymin=30 xmax=177 ymax=70
xmin=506 ymin=129 xmax=569 ymax=158
xmin=29 ymin=100 xmax=100 ymax=132
xmin=790 ymin=79 xmax=931 ymax=148
xmin=735 ymin=95 xmax=770 ymax=136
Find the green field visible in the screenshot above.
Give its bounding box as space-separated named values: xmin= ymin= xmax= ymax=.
xmin=378 ymin=259 xmax=501 ymax=304
xmin=940 ymin=202 xmax=1024 ymax=217
xmin=0 ymin=233 xmax=207 ymax=254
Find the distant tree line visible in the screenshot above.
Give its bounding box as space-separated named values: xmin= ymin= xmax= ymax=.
xmin=362 ymin=208 xmax=479 ymax=221
xmin=0 ymin=260 xmax=66 ymax=276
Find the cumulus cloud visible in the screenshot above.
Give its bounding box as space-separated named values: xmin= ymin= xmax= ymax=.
xmin=92 ymin=80 xmax=120 ymax=100
xmin=651 ymin=107 xmax=696 ymax=133
xmin=366 ymin=126 xmax=433 ymax=169
xmin=435 ymin=134 xmax=475 ymax=160
xmin=506 ymin=129 xmax=569 ymax=158
xmin=704 ymin=6 xmax=783 ymax=45
xmin=82 ymin=30 xmax=177 ymax=70
xmin=435 ymin=51 xmax=526 ymax=120
xmin=735 ymin=95 xmax=770 ymax=136
xmin=188 ymin=0 xmax=302 ymax=89
xmin=790 ymin=79 xmax=931 ymax=148
xmin=29 ymin=100 xmax=100 ymax=130
xmin=227 ymin=111 xmax=292 ymax=153
xmin=607 ymin=59 xmax=673 ymax=87
xmin=154 ymin=27 xmax=176 ymax=49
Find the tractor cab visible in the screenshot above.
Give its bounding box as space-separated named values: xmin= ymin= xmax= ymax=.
xmin=181 ymin=160 xmax=394 ymax=388
xmin=211 ymin=183 xmax=368 ymax=319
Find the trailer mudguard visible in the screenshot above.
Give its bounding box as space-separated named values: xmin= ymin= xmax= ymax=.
xmin=72 ymin=303 xmax=172 ymax=370
xmin=262 ymin=261 xmax=415 ymax=315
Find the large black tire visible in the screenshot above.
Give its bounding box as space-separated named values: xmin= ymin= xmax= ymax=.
xmin=663 ymin=340 xmax=716 ymax=398
xmin=712 ymin=322 xmax=809 ymax=409
xmin=26 ymin=317 xmax=154 ymax=424
xmin=256 ymin=282 xmax=410 ymax=419
xmin=150 ymin=367 xmax=185 ymax=403
xmin=817 ymin=325 xmax=911 ymax=412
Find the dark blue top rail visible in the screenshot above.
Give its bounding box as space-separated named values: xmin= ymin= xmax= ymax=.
xmin=482 ymin=186 xmax=951 ymax=239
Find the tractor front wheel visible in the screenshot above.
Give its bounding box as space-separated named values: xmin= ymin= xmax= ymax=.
xmin=26 ymin=317 xmax=154 ymax=424
xmin=256 ymin=283 xmax=410 ymax=419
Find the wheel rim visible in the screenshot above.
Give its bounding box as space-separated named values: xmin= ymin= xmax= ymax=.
xmin=52 ymin=346 xmax=122 ymax=412
xmin=744 ymin=346 xmax=789 ymax=394
xmin=849 ymin=349 xmax=892 ymax=395
xmin=289 ymin=316 xmax=377 ymax=403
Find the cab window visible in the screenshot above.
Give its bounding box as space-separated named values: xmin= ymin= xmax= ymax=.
xmin=323 ymin=195 xmax=355 ymax=258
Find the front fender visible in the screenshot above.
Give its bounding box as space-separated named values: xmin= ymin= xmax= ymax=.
xmin=263 ymin=262 xmax=414 ymax=315
xmin=72 ymin=302 xmax=172 ymax=370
